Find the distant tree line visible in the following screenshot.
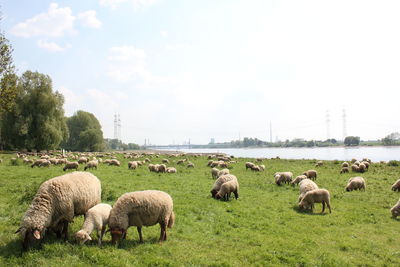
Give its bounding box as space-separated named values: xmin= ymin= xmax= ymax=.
xmin=0 ymin=29 xmax=138 ymax=152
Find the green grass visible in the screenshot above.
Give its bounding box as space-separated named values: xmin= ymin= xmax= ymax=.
xmin=0 ymin=154 xmax=400 ymax=266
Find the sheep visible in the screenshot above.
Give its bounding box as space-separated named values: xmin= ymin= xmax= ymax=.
xmin=358 ymin=163 xmax=367 ymax=173
xmin=211 ymin=168 xmax=219 ymax=179
xmin=108 ymin=190 xmax=175 ymax=245
xmin=166 ymin=167 xmax=177 ymax=173
xmin=162 ymin=159 xmax=170 ymax=164
xmin=345 ymin=176 xmax=366 ymax=191
xmin=128 ymin=161 xmax=138 ymax=170
xmin=78 ymin=157 xmax=88 ymax=164
xmin=245 ymin=162 xmax=255 ymax=170
xmin=63 ymin=161 xmax=79 ymax=171
xmin=298 ymin=179 xmax=319 ymax=202
xmin=84 ymin=160 xmax=98 ymax=171
xmin=108 ymin=159 xmax=121 ymax=166
xmin=187 ymin=162 xmax=194 ymax=168
xmin=392 ymin=179 xmax=400 ymax=192
xmin=275 ymin=172 xmax=293 ymax=185
xmin=23 ymin=158 xmax=33 ymax=165
xmin=217 ymin=168 xmax=230 ymax=178
xmin=31 ymin=159 xmax=46 ymax=168
xmin=340 ymin=167 xmax=350 ymax=174
xmin=291 ymin=175 xmax=308 ymax=186
xmin=15 ymin=171 xmax=101 ymax=250
xmin=75 ymin=203 xmax=112 ymax=245
xmin=215 ymin=179 xmax=239 ymax=201
xmin=251 ymin=165 xmax=261 ymax=172
xmin=39 ymin=160 xmax=51 ymax=167
xmin=298 ymin=189 xmax=331 ymax=213
xmin=303 ymin=170 xmax=317 ymax=180
xmin=390 ymin=199 xmax=400 ymax=218
xmin=177 ymin=159 xmax=186 ymax=165
xmin=210 ymin=174 xmax=238 ymax=198
xmin=259 ymin=164 xmax=265 ymax=171
xmin=351 ymin=164 xmax=360 ymax=172
xmin=341 ymin=162 xmax=349 ymax=168
xmin=158 ymin=164 xmax=167 ymax=173
xmin=315 ymin=161 xmax=323 ymax=167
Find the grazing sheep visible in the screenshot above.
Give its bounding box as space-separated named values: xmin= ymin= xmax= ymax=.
xmin=291 ymin=175 xmax=308 ymax=186
xmin=215 ymin=179 xmax=239 ymax=201
xmin=109 ymin=159 xmax=120 ymax=166
xmin=108 ymin=190 xmax=175 ymax=245
xmin=187 ymin=162 xmax=194 ymax=168
xmin=345 ymin=176 xmax=366 ymax=191
xmin=298 ymin=189 xmax=331 ymax=213
xmin=251 ymin=165 xmax=261 ymax=172
xmin=39 ymin=160 xmax=51 ymax=167
xmin=358 ymin=163 xmax=367 ymax=173
xmin=211 ymin=174 xmax=238 ymax=198
xmin=259 ymin=164 xmax=265 ymax=171
xmin=128 ymin=161 xmax=138 ymax=170
xmin=303 ymin=170 xmax=317 ymax=180
xmin=166 ymin=167 xmax=177 ymax=173
xmin=23 ymin=158 xmax=34 ymax=164
xmin=341 ymin=162 xmax=349 ymax=168
xmin=78 ymin=157 xmax=88 ymax=164
xmin=148 ymin=164 xmax=157 ymax=172
xmin=245 ymin=162 xmax=255 ymax=170
xmin=211 ymin=168 xmax=219 ymax=179
xmin=84 ymin=160 xmax=98 ymax=171
xmin=63 ymin=161 xmax=79 ymax=171
xmin=158 ymin=164 xmax=167 ymax=173
xmin=162 ymin=159 xmax=170 ymax=164
xmin=75 ymin=203 xmax=112 ymax=245
xmin=340 ymin=167 xmax=350 ymax=174
xmin=351 ymin=164 xmax=360 ymax=172
xmin=315 ymin=161 xmax=323 ymax=167
xmin=217 ymin=168 xmax=230 ymax=178
xmin=392 ymin=179 xmax=400 ymax=192
xmin=298 ymin=179 xmax=319 ymax=202
xmin=31 ymin=159 xmax=46 ymax=168
xmin=16 ymin=172 xmax=101 ymax=250
xmin=275 ymin=172 xmax=293 ymax=186
xmin=390 ymin=199 xmax=400 ymax=218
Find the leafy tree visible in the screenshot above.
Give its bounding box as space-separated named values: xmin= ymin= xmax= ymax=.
xmin=382 ymin=132 xmax=400 ymax=146
xmin=344 ymin=136 xmax=360 ymax=146
xmin=1 ymin=71 xmax=68 ymax=150
xmin=65 ymin=110 xmax=104 ymax=151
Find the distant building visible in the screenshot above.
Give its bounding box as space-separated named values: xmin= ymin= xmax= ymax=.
xmin=210 ymin=138 xmax=215 ymax=144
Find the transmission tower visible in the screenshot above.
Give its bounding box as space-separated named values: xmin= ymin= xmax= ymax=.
xmin=326 ymin=110 xmax=330 ymax=140
xmin=114 ymin=113 xmax=121 ymax=141
xmin=342 ymin=108 xmax=347 ymax=141
xmin=117 ymin=114 xmax=121 ymax=141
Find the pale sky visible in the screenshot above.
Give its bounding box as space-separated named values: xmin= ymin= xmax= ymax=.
xmin=2 ymin=0 xmax=400 ymax=145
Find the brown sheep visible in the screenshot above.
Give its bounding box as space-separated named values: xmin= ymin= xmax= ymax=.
xmin=298 ymin=188 xmax=331 ymax=213
xmin=303 ymin=170 xmax=317 ymax=180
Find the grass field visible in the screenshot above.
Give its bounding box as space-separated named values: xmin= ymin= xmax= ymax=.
xmin=0 ymin=152 xmax=400 ymax=266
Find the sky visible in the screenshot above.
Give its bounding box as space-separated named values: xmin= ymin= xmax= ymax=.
xmin=2 ymin=0 xmax=400 ymax=145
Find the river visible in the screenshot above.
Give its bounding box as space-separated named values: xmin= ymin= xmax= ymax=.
xmin=157 ymin=146 xmax=400 ymax=162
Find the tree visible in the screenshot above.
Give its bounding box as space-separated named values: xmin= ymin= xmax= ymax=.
xmin=65 ymin=110 xmax=104 ymax=151
xmin=0 ymin=71 xmax=68 ymax=150
xmin=382 ymin=132 xmax=400 ymax=146
xmin=344 ymin=136 xmax=360 ymax=146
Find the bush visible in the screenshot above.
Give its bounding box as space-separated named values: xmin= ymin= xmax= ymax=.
xmin=387 ymin=160 xmax=400 ymax=167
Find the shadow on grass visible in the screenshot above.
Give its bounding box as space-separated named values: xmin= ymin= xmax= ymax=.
xmin=101 ymin=236 xmax=160 ymax=250
xmin=292 ymin=205 xmax=330 ymax=216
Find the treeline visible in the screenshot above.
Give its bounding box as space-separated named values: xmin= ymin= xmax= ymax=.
xmin=0 ymin=30 xmax=138 ymax=152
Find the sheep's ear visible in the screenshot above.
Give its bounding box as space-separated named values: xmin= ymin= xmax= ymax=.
xmin=33 ymin=230 xmax=41 ymax=239
xmin=15 ymin=227 xmax=22 ymax=234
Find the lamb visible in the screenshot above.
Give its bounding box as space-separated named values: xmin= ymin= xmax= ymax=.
xmin=15 ymin=171 xmax=101 ymax=250
xmin=275 ymin=172 xmax=293 ymax=185
xmin=84 ymin=160 xmax=98 ymax=171
xmin=291 ymin=175 xmax=308 ymax=186
xmin=298 ymin=189 xmax=331 ymax=213
xmin=215 ymin=179 xmax=239 ymax=201
xmin=345 ymin=176 xmax=366 ymax=191
xmin=210 ymin=174 xmax=238 ymax=198
xmin=303 ymin=170 xmax=317 ymax=180
xmin=166 ymin=167 xmax=177 ymax=173
xmin=108 ymin=190 xmax=175 ymax=245
xmin=298 ymin=179 xmax=319 ymax=202
xmin=245 ymin=162 xmax=255 ymax=170
xmin=390 ymin=199 xmax=400 ymax=218
xmin=392 ymin=179 xmax=400 ymax=192
xmin=211 ymin=168 xmax=219 ymax=179
xmin=63 ymin=161 xmax=79 ymax=171
xmin=75 ymin=203 xmax=112 ymax=245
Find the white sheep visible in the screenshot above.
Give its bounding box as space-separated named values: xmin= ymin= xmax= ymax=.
xmin=291 ymin=175 xmax=308 ymax=186
xmin=166 ymin=167 xmax=177 ymax=173
xmin=108 ymin=190 xmax=175 ymax=245
xmin=217 ymin=168 xmax=230 ymax=178
xmin=75 ymin=203 xmax=112 ymax=245
xmin=392 ymin=179 xmax=400 ymax=192
xmin=298 ymin=188 xmax=331 ymax=213
xmin=210 ymin=174 xmax=237 ymax=198
xmin=84 ymin=160 xmax=98 ymax=171
xmin=303 ymin=170 xmax=317 ymax=180
xmin=275 ymin=172 xmax=293 ymax=185
xmin=245 ymin=162 xmax=255 ymax=170
xmin=16 ymin=171 xmax=101 ymax=250
xmin=63 ymin=161 xmax=79 ymax=171
xmin=109 ymin=159 xmax=121 ymax=166
xmin=390 ymin=199 xmax=400 ymax=218
xmin=211 ymin=168 xmax=219 ymax=179
xmin=128 ymin=161 xmax=138 ymax=170
xmin=346 ymin=176 xmax=366 ymax=191
xmin=298 ymin=179 xmax=319 ymax=202
xmin=215 ymin=179 xmax=239 ymax=201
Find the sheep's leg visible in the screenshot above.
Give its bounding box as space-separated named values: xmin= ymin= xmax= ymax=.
xmin=322 ymin=202 xmax=325 ymax=213
xmin=99 ymin=226 xmax=106 ymax=246
xmin=159 ymin=223 xmax=166 ymax=242
xmin=62 ymin=221 xmax=69 ymax=241
xmin=137 ymin=227 xmax=143 ymax=243
xmin=234 ymin=191 xmax=239 ymax=199
xmin=327 ymin=202 xmax=332 ymax=213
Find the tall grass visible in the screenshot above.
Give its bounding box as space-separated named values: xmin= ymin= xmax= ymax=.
xmin=0 ymin=153 xmax=399 ymax=266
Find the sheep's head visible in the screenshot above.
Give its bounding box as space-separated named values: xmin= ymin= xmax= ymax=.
xmin=75 ymin=230 xmax=92 ymax=244
xmin=15 ymin=227 xmax=43 ymax=250
xmin=215 ymin=193 xmax=222 ymax=200
xmin=210 ymin=189 xmax=217 ymax=198
xmin=110 ymin=227 xmax=125 ymax=245
xmin=391 ymin=208 xmax=399 ymax=218
xmin=346 ymin=185 xmax=352 ymax=192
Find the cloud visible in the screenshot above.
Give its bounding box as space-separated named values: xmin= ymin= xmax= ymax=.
xmin=160 ymin=30 xmax=168 ymax=37
xmin=77 ymin=10 xmax=102 ymax=29
xmin=10 ymin=3 xmax=75 ymax=38
xmin=37 ymin=39 xmax=70 ymax=52
xmin=108 ymin=45 xmax=146 ymax=61
xmin=56 ymin=86 xmax=84 ymax=116
xmin=99 ymin=0 xmax=156 ymax=9
xmin=165 ymin=43 xmax=190 ymax=51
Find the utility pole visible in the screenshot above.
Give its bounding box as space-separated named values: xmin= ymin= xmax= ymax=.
xmin=326 ymin=110 xmax=330 ymax=141
xmin=270 ymin=122 xmax=272 ymax=143
xmin=342 ymin=108 xmax=347 ymax=141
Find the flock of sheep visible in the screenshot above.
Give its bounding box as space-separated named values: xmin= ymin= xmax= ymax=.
xmin=6 ymin=151 xmax=400 ymax=251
